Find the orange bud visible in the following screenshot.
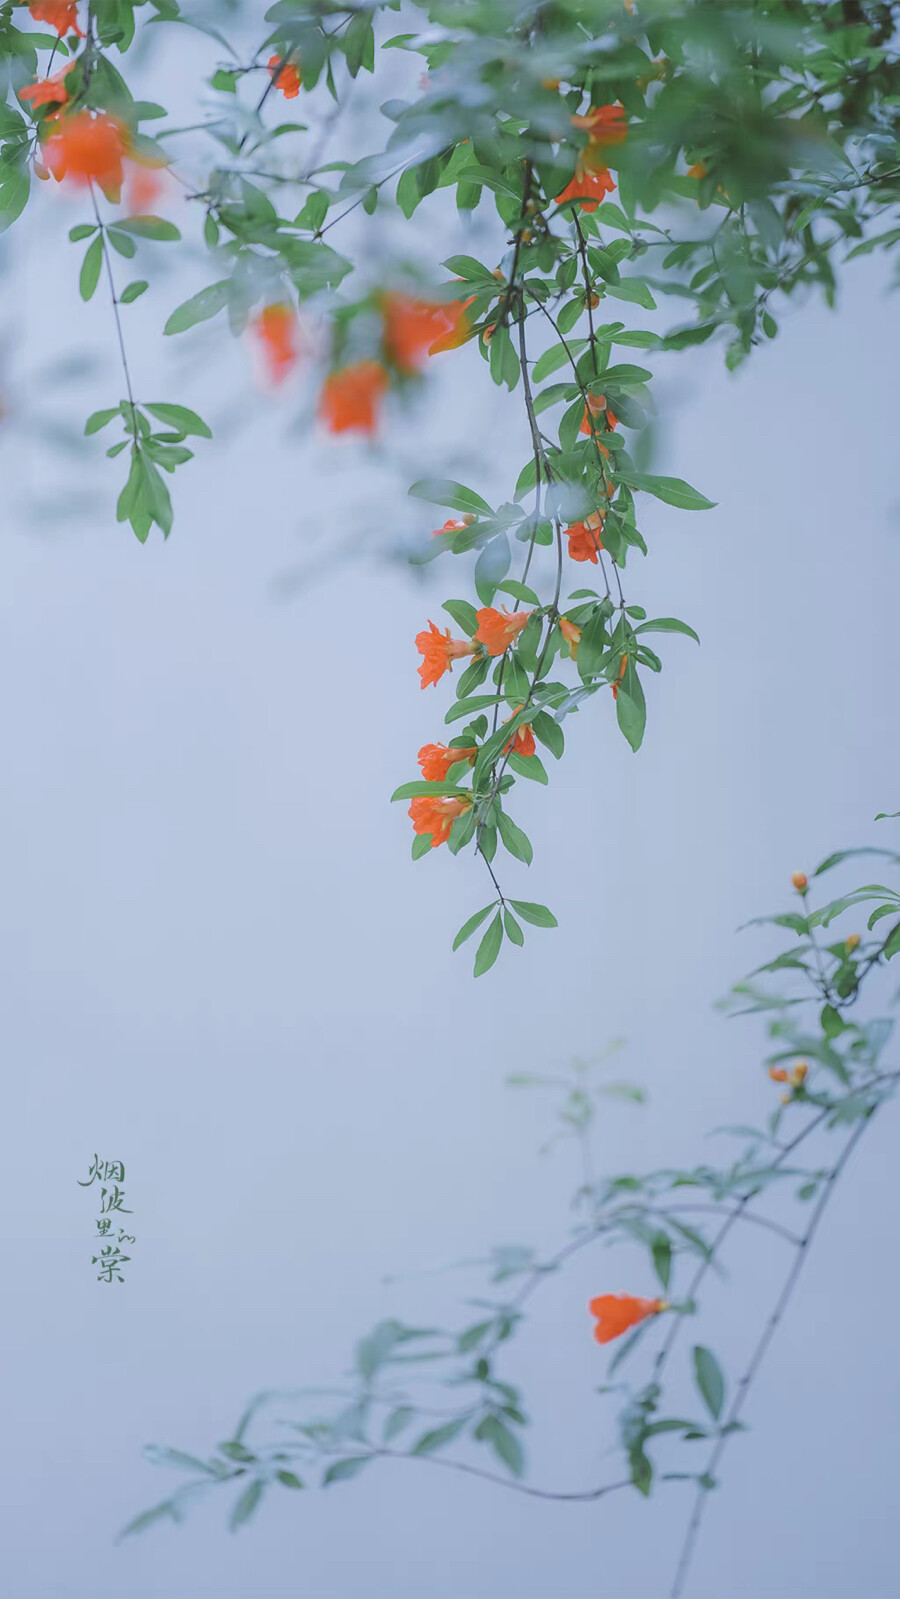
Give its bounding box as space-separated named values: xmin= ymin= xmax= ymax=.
xmin=845 ymin=933 xmax=860 ymax=953
xmin=791 ymin=1063 xmax=808 ymax=1086
xmin=768 ymin=1067 xmax=789 ymax=1083
xmin=791 ymin=872 xmax=808 ymax=892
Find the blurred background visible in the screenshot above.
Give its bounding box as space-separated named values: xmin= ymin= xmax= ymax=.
xmin=1 ymin=10 xmax=899 ymax=1597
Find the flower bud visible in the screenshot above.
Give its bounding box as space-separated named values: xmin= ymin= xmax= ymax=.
xmin=845 ymin=933 xmax=860 ymax=953
xmin=791 ymin=872 xmax=808 ymax=892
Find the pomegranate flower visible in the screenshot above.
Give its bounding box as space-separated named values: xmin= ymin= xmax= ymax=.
xmin=253 ymin=303 xmax=300 ymax=385
xmin=28 ymin=0 xmax=82 ymax=36
xmin=18 ymin=62 xmax=73 ymax=112
xmin=503 ymin=713 xmax=536 ymax=758
xmin=268 ymin=54 xmax=301 ymax=98
xmin=383 ymin=294 xmax=470 ymax=371
xmin=589 ymin=1293 xmax=666 ymax=1345
xmin=564 ymin=512 xmax=605 ymax=564
xmin=43 ymin=110 xmax=129 ymax=202
xmin=474 ymin=606 xmax=532 ymax=657
xmin=427 ymin=295 xmax=477 ymax=354
xmin=409 ymin=794 xmax=472 ymax=849
xmin=318 ymin=360 xmax=387 ymax=435
xmin=418 ymin=743 xmax=477 ymax=781
xmin=416 ymin=620 xmax=477 ymax=689
xmin=572 ymin=103 xmax=627 ymax=146
xmin=559 ymin=616 xmax=582 ymax=658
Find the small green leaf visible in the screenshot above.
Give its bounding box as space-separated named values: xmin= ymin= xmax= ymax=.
xmin=164 ymin=280 xmax=230 ymax=335
xmin=229 ymin=1480 xmax=264 ymax=1531
xmin=508 ymin=900 xmax=557 ymax=928
xmin=692 ymin=1346 xmax=725 ymax=1421
xmin=323 ymin=1456 xmax=370 ymax=1486
xmin=411 ymin=1417 xmax=468 ymax=1454
xmin=621 ymin=473 xmax=716 ymax=511
xmin=79 ymin=235 xmax=103 ymax=301
xmin=120 ymin=279 xmax=149 ymax=303
xmin=503 ymin=908 xmax=524 ymax=946
xmin=474 ymin=911 xmax=503 ymax=976
xmin=117 ymin=215 xmax=181 ymax=241
xmin=275 ymin=1470 xmax=304 ymax=1489
xmin=85 ymin=407 xmax=121 ymax=435
xmin=409 ymin=479 xmax=491 ymax=516
xmin=145 ymin=402 xmax=212 ymax=439
xmin=633 ymin=617 xmax=700 ymax=644
xmin=497 ymin=810 xmax=533 ymax=866
xmin=453 ymin=903 xmax=497 ymax=951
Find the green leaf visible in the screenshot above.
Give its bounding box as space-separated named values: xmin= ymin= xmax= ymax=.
xmin=391 ymin=780 xmax=470 ymax=802
xmin=164 ymin=280 xmax=230 ymax=335
xmin=443 ymin=599 xmax=479 ymax=637
xmin=474 ymin=534 xmax=511 ymax=606
xmin=106 ymin=227 xmax=137 ymax=259
xmin=532 ymin=339 xmax=586 ymax=382
xmin=692 ymin=1346 xmax=725 ymax=1421
xmin=474 ymin=912 xmax=503 ymax=977
xmin=476 ymin=1415 xmax=524 ymax=1476
xmin=411 ymin=1417 xmax=468 ymax=1455
xmin=229 ymin=1480 xmax=264 ymax=1531
xmin=651 ymin=1233 xmax=672 ymax=1289
xmin=275 ymin=1470 xmax=304 ymax=1489
xmin=411 ymin=834 xmax=432 ymax=860
xmin=323 ymin=1456 xmax=370 ymax=1486
xmin=79 ymin=235 xmax=103 ymax=302
xmin=531 ymin=710 xmax=564 ymax=759
xmin=605 ymin=278 xmax=657 ymax=310
xmin=118 ymin=214 xmax=181 ymax=241
xmin=69 ymin=223 xmax=97 ymax=242
xmin=508 ymin=900 xmax=557 ymax=929
xmin=616 ymin=661 xmax=646 ymax=752
xmin=145 ymin=403 xmax=212 ymax=439
xmin=503 ymin=908 xmax=524 ymax=946
xmin=452 ymin=903 xmax=497 ymax=950
xmin=409 ymin=479 xmax=492 ymax=516
xmin=620 ymin=473 xmax=716 ymax=511
xmin=633 ymin=617 xmax=700 ymax=644
xmin=85 ymin=407 xmax=121 ymax=436
xmin=884 ymin=923 xmax=900 ymax=961
xmin=120 ymin=280 xmax=149 ymax=303
xmin=497 ymin=810 xmax=533 ymax=866
xmin=442 ymin=253 xmax=496 ymax=284
xmin=383 ymin=1406 xmax=415 ymax=1442
xmin=396 ymin=166 xmax=420 ymax=218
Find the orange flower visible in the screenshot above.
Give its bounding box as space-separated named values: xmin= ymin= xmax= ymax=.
xmin=28 ymin=0 xmax=82 ymax=36
xmin=268 ymin=54 xmax=301 ymax=98
xmin=318 ymin=360 xmax=387 ymax=435
xmin=768 ymin=1067 xmax=789 ymax=1083
xmin=580 ymin=392 xmax=617 ymax=438
xmin=688 ymin=161 xmax=707 ymax=180
xmin=564 ymin=512 xmax=605 ymax=564
xmin=559 ymin=616 xmax=582 ymax=658
xmin=503 ymin=715 xmax=536 ymax=758
xmin=43 ymin=111 xmax=129 ymax=202
xmin=791 ymin=872 xmax=808 ymax=892
xmin=474 ymin=606 xmax=532 ymax=656
xmin=589 ymin=1293 xmax=666 ymax=1345
xmin=416 ymin=620 xmax=477 ymax=689
xmin=611 ymin=653 xmax=627 ymax=700
xmin=417 ymin=742 xmax=477 ymax=781
xmin=556 ymin=159 xmax=616 ymax=213
xmin=431 ymin=516 xmax=474 ymax=539
xmin=792 ymin=1063 xmax=808 ymax=1085
xmin=18 ymin=62 xmax=73 ymax=112
xmin=382 ymin=294 xmax=470 ymax=371
xmin=124 ymin=161 xmax=165 ymax=215
xmin=572 ymin=103 xmax=627 ymax=147
xmin=845 ymin=933 xmax=861 ymax=953
xmin=409 ymin=794 xmax=472 ymax=849
xmin=253 ymin=302 xmax=300 ymax=385
xmin=427 ymin=295 xmax=477 ymax=354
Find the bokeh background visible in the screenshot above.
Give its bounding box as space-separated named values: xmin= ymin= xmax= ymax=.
xmin=1 ymin=12 xmax=899 ymax=1596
